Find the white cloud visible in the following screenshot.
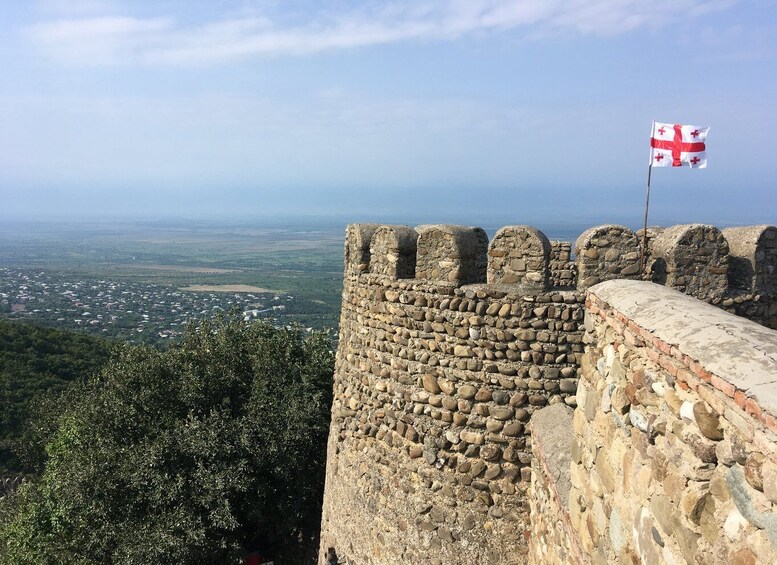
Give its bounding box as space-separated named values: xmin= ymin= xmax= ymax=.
xmin=34 ymin=0 xmax=120 ymax=17
xmin=33 ymin=16 xmax=172 ymax=39
xmin=26 ymin=16 xmax=174 ymax=65
xmin=24 ymin=0 xmax=734 ymax=66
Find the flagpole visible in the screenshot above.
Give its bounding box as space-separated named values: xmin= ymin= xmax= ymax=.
xmin=641 ymin=121 xmax=655 ymax=274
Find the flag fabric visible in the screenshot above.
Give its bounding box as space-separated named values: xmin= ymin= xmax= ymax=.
xmin=649 ymin=122 xmax=709 ymax=168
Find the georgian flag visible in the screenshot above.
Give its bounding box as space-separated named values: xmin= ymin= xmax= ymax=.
xmin=650 ymin=122 xmax=709 ymax=168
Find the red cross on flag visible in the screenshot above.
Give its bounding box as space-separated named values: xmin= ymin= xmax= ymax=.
xmin=650 ymin=122 xmax=709 ymax=168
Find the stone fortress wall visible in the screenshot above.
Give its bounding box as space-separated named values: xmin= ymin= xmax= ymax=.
xmin=530 ymin=281 xmax=777 ymax=564
xmin=319 ymin=222 xmax=777 ymax=565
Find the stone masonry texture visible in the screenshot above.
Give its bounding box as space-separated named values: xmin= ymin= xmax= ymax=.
xmin=722 ymin=225 xmax=777 ymax=295
xmin=650 ymin=224 xmax=729 ymax=303
xmin=574 ymin=224 xmax=641 ymax=289
xmin=319 ymin=222 xmax=777 ymax=565
xmin=534 ymin=280 xmax=777 ymax=564
xmin=533 ymin=281 xmax=777 ymax=564
xmin=487 ymin=226 xmax=551 ymax=291
xmin=416 ymin=225 xmax=488 ymax=286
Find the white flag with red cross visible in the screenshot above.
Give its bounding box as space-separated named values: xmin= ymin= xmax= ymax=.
xmin=649 ymin=122 xmax=709 ymax=168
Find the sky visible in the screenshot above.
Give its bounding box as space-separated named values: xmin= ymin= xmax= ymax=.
xmin=1 ymin=0 xmax=776 ymax=228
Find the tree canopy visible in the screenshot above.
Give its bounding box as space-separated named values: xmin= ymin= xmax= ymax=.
xmin=0 ymin=320 xmax=114 ymax=476
xmin=0 ymin=316 xmax=334 ymax=564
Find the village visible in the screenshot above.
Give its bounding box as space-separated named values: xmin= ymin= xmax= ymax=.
xmin=0 ymin=267 xmax=292 ymax=345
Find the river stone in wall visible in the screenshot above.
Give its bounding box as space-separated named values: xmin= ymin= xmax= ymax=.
xmin=549 ymin=241 xmax=575 ymax=289
xmin=369 ymin=225 xmax=418 ymax=279
xmin=487 ymin=226 xmax=551 ymax=291
xmin=651 ymin=224 xmax=729 ymax=303
xmin=416 ymin=225 xmax=488 ymax=285
xmin=574 ymin=224 xmax=641 ymax=290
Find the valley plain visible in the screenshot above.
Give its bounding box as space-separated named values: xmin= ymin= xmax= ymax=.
xmin=0 ymin=218 xmax=346 ymax=344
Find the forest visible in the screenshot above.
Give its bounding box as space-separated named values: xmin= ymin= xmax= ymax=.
xmin=0 ymin=316 xmax=334 ymax=564
xmin=0 ymin=219 xmax=342 ymax=562
xmin=0 ymin=319 xmax=114 ymax=476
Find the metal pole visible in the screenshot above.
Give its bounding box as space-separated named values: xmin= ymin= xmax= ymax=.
xmin=641 ymin=121 xmax=655 ymax=274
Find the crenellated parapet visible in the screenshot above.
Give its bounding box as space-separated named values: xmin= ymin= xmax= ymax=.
xmin=650 ymin=223 xmax=729 ymax=303
xmin=368 ymin=225 xmax=418 ymax=278
xmin=487 ymin=226 xmax=551 ymax=291
xmin=574 ymin=224 xmax=641 ymax=289
xmin=416 ymin=225 xmax=488 ymax=285
xmin=321 ymin=220 xmax=777 ymax=565
xmin=344 ymin=222 xmax=775 ymax=305
xmin=344 ymin=223 xmax=380 ymax=276
xmin=722 ymin=225 xmax=777 ymax=295
xmin=341 ymin=221 xmax=776 ymax=329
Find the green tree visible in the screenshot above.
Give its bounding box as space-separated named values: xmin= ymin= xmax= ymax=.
xmin=0 ymin=316 xmax=334 ymax=564
xmin=0 ymin=320 xmax=113 ymax=476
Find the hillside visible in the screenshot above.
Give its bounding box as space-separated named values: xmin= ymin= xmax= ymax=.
xmin=0 ymin=320 xmax=113 ymax=476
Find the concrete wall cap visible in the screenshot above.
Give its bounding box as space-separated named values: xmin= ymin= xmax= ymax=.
xmin=589 ymin=279 xmax=777 ymax=415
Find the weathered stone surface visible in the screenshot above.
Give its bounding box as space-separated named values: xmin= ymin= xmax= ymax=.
xmin=549 ymin=240 xmax=576 ymax=289
xmin=744 ymin=452 xmax=766 ymax=492
xmin=629 ymin=408 xmax=649 ymax=432
xmin=723 ymin=225 xmax=777 ymax=294
xmin=729 ymin=548 xmax=758 ymax=565
xmin=460 ymin=431 xmax=485 ymax=445
xmin=763 ymin=461 xmax=777 ymax=504
xmin=423 ymin=374 xmax=441 ymax=394
xmin=489 ymin=406 xmax=515 ymax=421
xmin=321 ymin=224 xmax=777 ymax=565
xmin=590 ymin=280 xmax=777 ymax=415
xmin=369 ymin=225 xmax=418 ymax=278
xmin=651 ymin=224 xmax=729 ymax=302
xmin=634 ymin=507 xmax=660 ymax=565
xmin=575 ymin=224 xmax=641 ymax=290
xmin=458 ymin=385 xmax=477 ymax=400
xmin=560 ymin=378 xmax=577 ymax=393
xmin=416 ymin=225 xmax=488 ymax=285
xmin=595 ymin=448 xmax=615 ymax=493
xmin=344 ymin=223 xmax=380 ymax=275
xmin=487 ymin=226 xmax=551 ymax=290
xmin=693 ymin=401 xmax=723 ymax=440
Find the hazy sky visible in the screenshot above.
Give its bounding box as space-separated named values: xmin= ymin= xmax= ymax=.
xmin=1 ymin=0 xmax=776 ymax=227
